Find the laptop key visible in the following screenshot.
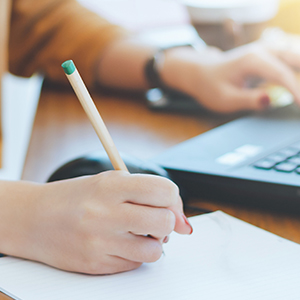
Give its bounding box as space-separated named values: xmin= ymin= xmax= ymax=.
xmin=295 ymin=167 xmax=300 ymax=174
xmin=253 ymin=159 xmax=276 ymax=170
xmin=277 ymin=147 xmax=300 ymax=158
xmin=274 ymin=162 xmax=298 ymax=172
xmin=265 ymin=153 xmax=288 ymax=163
xmin=287 ymin=156 xmax=300 ymax=165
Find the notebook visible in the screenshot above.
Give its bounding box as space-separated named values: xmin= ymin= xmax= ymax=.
xmin=1 ymin=211 xmax=300 ymax=300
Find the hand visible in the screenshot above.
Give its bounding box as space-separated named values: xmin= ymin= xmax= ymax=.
xmin=0 ymin=172 xmax=191 ymax=275
xmin=161 ymin=43 xmax=300 ymax=113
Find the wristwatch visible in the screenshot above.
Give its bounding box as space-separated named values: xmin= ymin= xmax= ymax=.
xmin=144 ymin=43 xmax=203 ymax=90
xmin=142 ymin=25 xmax=206 ymax=89
xmin=141 ymin=25 xmax=206 ymax=112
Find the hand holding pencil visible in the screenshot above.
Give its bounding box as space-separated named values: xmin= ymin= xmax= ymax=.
xmin=40 ymin=60 xmax=194 ymax=274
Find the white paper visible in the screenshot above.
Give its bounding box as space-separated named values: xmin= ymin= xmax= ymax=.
xmin=0 ymin=73 xmax=42 ymax=180
xmin=1 ymin=211 xmax=300 ymax=300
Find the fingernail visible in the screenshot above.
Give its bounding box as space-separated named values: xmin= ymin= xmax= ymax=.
xmin=163 ymin=235 xmax=170 ymax=243
xmin=260 ymin=94 xmax=271 ymax=109
xmin=182 ymin=214 xmax=193 ymax=234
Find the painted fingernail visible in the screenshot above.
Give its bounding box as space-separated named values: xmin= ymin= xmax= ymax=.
xmin=182 ymin=214 xmax=193 ymax=234
xmin=163 ymin=235 xmax=170 ymax=243
xmin=260 ymin=94 xmax=271 ymax=109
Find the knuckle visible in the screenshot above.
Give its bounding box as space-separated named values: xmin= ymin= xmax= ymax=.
xmin=161 ymin=178 xmax=180 ymax=200
xmin=162 ymin=210 xmax=176 ymax=234
xmin=78 ymin=204 xmax=106 ymax=242
xmin=241 ymin=52 xmax=259 ymax=66
xmin=97 ymin=170 xmax=126 ymax=180
xmin=80 ymin=204 xmax=98 ymax=229
xmin=209 ymin=90 xmax=231 ymax=113
xmin=145 ymin=176 xmax=180 ymax=206
xmin=96 ymin=170 xmax=129 ymax=191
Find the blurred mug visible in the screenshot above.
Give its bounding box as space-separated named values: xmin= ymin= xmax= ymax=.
xmin=183 ymin=0 xmax=279 ymax=50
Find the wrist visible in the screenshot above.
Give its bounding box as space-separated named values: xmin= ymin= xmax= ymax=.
xmin=159 ymin=47 xmax=204 ymax=96
xmin=0 ymin=181 xmax=43 ymax=257
xmin=143 ymin=28 xmax=207 ymax=93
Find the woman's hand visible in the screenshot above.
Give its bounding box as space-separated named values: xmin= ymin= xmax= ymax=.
xmin=0 ymin=172 xmax=191 ymax=275
xmin=161 ymin=43 xmax=300 ymax=113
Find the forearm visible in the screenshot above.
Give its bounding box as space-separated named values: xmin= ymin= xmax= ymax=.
xmin=10 ymin=0 xmax=127 ymax=86
xmin=97 ymin=37 xmax=156 ymax=90
xmin=9 ymin=0 xmax=207 ymax=92
xmin=96 ymin=37 xmax=208 ymax=91
xmin=96 ymin=35 xmax=224 ymax=94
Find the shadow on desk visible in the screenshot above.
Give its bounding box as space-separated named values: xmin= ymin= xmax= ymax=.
xmin=43 ymin=78 xmax=248 ymax=120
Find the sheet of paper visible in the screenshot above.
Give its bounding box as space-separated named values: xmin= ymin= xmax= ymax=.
xmin=1 ymin=211 xmax=300 ymax=300
xmin=0 ymin=74 xmax=42 ymax=180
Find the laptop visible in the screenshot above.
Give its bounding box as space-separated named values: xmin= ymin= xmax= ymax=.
xmin=152 ymin=102 xmax=300 ymax=209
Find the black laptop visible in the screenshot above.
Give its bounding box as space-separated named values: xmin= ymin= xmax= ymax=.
xmin=152 ymin=103 xmax=300 ymax=209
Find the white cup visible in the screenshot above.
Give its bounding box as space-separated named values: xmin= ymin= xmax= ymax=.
xmin=182 ymin=0 xmax=279 ymax=50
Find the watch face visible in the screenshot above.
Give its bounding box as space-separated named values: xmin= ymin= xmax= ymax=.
xmin=146 ymin=88 xmax=169 ymax=108
xmin=145 ymin=88 xmax=202 ymax=113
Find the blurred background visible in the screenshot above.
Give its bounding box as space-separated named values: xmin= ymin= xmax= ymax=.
xmin=77 ymin=0 xmax=300 ymax=50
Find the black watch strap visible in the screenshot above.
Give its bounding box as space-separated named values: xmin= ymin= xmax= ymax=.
xmin=144 ymin=49 xmax=165 ymax=89
xmin=144 ymin=44 xmax=200 ymax=89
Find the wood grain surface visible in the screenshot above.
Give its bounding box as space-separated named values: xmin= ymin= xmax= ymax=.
xmin=1 ymin=84 xmax=300 ymax=300
xmin=21 ymin=85 xmax=300 ymax=244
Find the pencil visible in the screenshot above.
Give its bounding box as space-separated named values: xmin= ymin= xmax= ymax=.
xmin=61 ymin=60 xmax=128 ymax=172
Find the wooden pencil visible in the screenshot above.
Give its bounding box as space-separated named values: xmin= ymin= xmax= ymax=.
xmin=61 ymin=60 xmax=128 ymax=171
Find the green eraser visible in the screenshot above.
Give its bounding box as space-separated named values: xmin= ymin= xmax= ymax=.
xmin=61 ymin=60 xmax=76 ymax=75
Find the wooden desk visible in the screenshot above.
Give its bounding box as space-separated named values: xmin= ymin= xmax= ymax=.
xmin=20 ymin=86 xmax=300 ymax=244
xmin=0 ymin=86 xmax=299 ymax=300
xmin=2 ymin=3 xmax=297 ymax=300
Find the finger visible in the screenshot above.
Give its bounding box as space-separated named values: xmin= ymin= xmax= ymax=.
xmin=239 ymin=52 xmax=300 ymax=104
xmin=111 ymin=234 xmax=164 ymax=263
xmin=99 ymin=171 xmax=180 ymax=207
xmin=271 ymin=49 xmax=300 ymax=71
xmin=120 ymin=173 xmax=193 ymax=234
xmin=221 ymin=85 xmax=271 ymax=112
xmin=122 ymin=173 xmax=180 ymax=207
xmin=167 ymin=195 xmax=193 ymax=235
xmin=97 ymin=172 xmax=192 ymax=236
xmin=120 ymin=203 xmax=176 ymax=239
xmin=163 ymin=235 xmax=170 ymax=243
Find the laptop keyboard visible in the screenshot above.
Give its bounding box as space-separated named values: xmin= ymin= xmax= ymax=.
xmin=253 ymin=143 xmax=300 ymax=174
